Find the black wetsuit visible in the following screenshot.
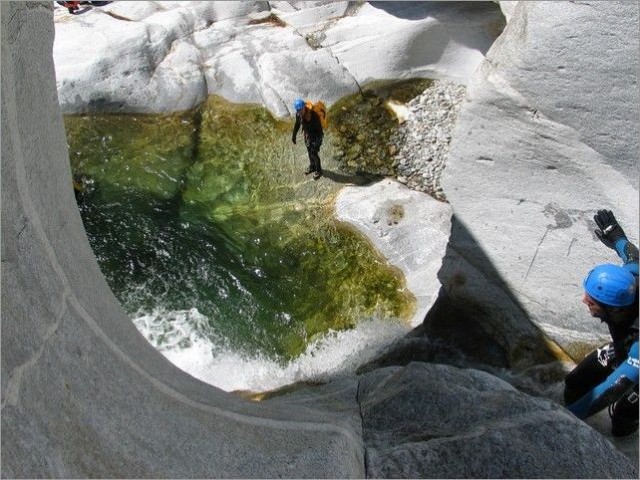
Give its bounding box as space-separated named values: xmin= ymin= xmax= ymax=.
xmin=564 ymin=238 xmax=639 ymax=436
xmin=292 ymin=108 xmax=324 ymax=174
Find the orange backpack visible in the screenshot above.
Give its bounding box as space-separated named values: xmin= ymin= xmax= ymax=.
xmin=305 ymin=100 xmax=328 ymax=129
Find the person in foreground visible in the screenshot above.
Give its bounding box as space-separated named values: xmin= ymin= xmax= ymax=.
xmin=565 ymin=209 xmax=639 ymax=437
xmin=292 ymin=98 xmax=325 ymax=180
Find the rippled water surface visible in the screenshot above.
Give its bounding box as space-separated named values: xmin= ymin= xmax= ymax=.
xmin=65 ymin=96 xmax=415 ymax=390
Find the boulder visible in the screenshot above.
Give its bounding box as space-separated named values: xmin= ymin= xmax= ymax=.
xmin=268 ymin=362 xmax=637 ymax=478
xmin=359 ymin=362 xmax=636 ymax=478
xmin=440 ymin=1 xmax=639 ymax=364
xmin=323 ymin=2 xmax=505 ymax=85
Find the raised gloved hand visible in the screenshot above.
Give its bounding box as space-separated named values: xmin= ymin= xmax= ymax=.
xmin=291 ymin=135 xmax=296 ymax=145
xmin=594 ymin=209 xmax=626 ymax=249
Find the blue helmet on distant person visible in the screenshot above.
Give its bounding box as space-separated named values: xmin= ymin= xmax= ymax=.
xmin=583 ymin=263 xmax=637 ymax=307
xmin=294 ymin=98 xmax=305 ymax=112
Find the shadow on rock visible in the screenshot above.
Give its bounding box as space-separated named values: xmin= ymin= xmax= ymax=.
xmin=362 ymin=214 xmax=572 ymax=396
xmin=322 ymin=169 xmax=384 ymax=186
xmin=368 ymin=1 xmax=506 ymax=54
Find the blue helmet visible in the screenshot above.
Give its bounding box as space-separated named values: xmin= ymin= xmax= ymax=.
xmin=583 ymin=263 xmax=637 ymax=307
xmin=293 ymin=98 xmax=305 ymax=112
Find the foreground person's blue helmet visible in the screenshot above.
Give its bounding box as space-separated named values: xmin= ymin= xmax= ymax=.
xmin=583 ymin=263 xmax=637 ymax=307
xmin=294 ymin=98 xmax=305 ymax=112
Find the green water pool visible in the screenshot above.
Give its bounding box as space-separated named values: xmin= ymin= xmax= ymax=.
xmin=65 ymin=93 xmax=417 ymax=361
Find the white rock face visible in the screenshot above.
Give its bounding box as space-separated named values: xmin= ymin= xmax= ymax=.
xmin=335 ymin=179 xmax=452 ymax=327
xmin=441 ymin=1 xmax=639 ymax=359
xmin=53 ymin=1 xmax=505 ymax=116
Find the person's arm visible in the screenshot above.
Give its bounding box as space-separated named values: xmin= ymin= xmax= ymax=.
xmin=292 ymin=114 xmax=301 ymax=144
xmin=567 ymin=341 xmax=639 ymax=419
xmin=594 ymin=209 xmax=639 ymax=276
xmin=616 ymin=239 xmax=638 ymax=276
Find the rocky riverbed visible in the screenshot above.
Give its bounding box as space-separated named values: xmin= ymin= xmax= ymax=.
xmin=392 ymin=80 xmax=466 ymax=202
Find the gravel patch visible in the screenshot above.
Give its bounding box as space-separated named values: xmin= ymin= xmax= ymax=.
xmin=391 ymin=80 xmax=466 ymax=202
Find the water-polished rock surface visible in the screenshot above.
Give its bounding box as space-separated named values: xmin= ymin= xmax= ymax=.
xmin=53 ymin=1 xmax=505 ymax=116
xmin=264 ymin=362 xmax=636 ymax=478
xmin=3 ymin=2 xmax=638 ymax=478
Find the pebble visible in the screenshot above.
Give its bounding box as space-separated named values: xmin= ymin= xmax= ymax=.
xmin=390 ymin=79 xmax=466 ymax=202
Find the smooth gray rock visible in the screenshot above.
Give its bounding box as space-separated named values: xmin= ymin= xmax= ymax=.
xmin=359 ymin=362 xmax=636 ymax=479
xmin=499 ymin=1 xmax=519 ymax=22
xmin=3 ymin=1 xmax=639 ymax=478
xmin=264 ymin=362 xmax=637 ymax=478
xmin=1 ymin=3 xmax=363 ymax=478
xmin=441 ymin=1 xmax=639 ymax=363
xmin=435 ymin=2 xmax=639 ymax=467
xmin=335 ymin=179 xmax=453 ymax=328
xmin=52 ymin=1 xmax=505 ymax=116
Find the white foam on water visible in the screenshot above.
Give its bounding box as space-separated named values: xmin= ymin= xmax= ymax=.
xmin=132 ymin=307 xmax=410 ymax=392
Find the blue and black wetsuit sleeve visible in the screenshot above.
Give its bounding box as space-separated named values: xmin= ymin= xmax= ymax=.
xmin=615 ymin=238 xmax=639 ymax=277
xmin=567 ymin=341 xmax=639 ymax=419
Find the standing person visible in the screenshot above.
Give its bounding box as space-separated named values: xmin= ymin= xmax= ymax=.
xmin=565 ymin=209 xmax=639 ymax=437
xmin=292 ymin=98 xmax=324 ymax=180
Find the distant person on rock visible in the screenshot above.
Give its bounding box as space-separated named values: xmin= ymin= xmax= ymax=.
xmin=292 ymin=98 xmax=326 ymax=180
xmin=57 ymin=1 xmax=82 ymax=13
xmin=56 ymin=1 xmax=111 ymax=14
xmin=565 ymin=209 xmax=639 ymax=437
